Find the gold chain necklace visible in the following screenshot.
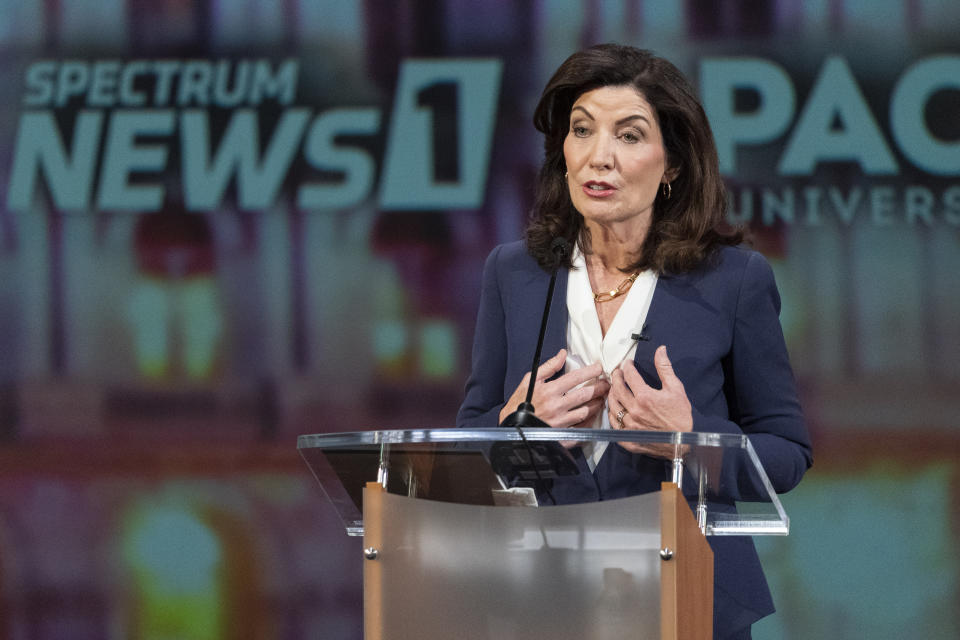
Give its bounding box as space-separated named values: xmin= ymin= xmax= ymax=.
xmin=593 ymin=272 xmax=640 ymax=303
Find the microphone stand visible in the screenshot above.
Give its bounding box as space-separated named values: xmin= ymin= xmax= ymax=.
xmin=499 ymin=269 xmax=560 ymax=430
xmin=499 ymin=238 xmax=569 ymax=504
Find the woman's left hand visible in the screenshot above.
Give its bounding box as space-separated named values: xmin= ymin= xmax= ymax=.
xmin=608 ymin=345 xmax=693 ymax=455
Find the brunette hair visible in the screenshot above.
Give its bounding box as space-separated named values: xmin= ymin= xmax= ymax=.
xmin=526 ymin=43 xmax=743 ymax=273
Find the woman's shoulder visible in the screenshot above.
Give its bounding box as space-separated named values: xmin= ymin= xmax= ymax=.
xmin=484 ymin=240 xmax=540 ymax=271
xmin=700 ymin=244 xmax=775 ymax=281
xmin=667 ymin=245 xmax=776 ymax=296
xmin=712 ymin=243 xmax=766 ymax=268
xmin=705 ymin=246 xmax=782 ymax=310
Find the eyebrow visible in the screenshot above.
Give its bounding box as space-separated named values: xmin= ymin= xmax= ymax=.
xmin=570 ymin=106 xmax=651 ymax=126
xmin=615 ymin=114 xmax=650 ymax=126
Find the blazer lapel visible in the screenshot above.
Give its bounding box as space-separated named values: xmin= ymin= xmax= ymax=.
xmin=631 ymin=273 xmax=679 ymax=389
xmin=526 ymin=266 xmax=568 ymax=381
xmin=506 ymin=261 xmax=570 ymax=386
xmin=545 ymin=267 xmax=569 ymax=357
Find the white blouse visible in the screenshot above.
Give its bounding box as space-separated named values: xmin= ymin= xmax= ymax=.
xmin=565 ymin=246 xmax=658 ymax=470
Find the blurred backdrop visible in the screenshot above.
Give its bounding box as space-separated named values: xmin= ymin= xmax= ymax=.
xmin=0 ymin=1 xmax=958 ymax=638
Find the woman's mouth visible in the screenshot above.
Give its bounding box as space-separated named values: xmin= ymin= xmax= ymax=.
xmin=583 ymin=181 xmax=615 ymax=196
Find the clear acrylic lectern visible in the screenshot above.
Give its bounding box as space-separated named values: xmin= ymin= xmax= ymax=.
xmin=298 ymin=428 xmax=790 ymax=640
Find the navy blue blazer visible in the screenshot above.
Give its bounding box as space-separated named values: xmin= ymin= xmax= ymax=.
xmin=457 ymin=241 xmax=813 ymax=638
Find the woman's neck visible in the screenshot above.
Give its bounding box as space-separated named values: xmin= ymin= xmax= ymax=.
xmin=582 ymin=217 xmax=649 ymax=274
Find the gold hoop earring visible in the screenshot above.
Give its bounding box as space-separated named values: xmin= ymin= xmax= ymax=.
xmin=661 ymin=182 xmax=672 ymax=200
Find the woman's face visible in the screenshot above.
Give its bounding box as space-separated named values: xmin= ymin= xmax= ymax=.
xmin=563 ymin=85 xmax=669 ymax=230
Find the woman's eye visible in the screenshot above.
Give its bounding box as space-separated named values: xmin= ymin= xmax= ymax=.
xmin=620 ymin=131 xmax=640 ymax=143
xmin=572 ymin=125 xmax=589 ymax=137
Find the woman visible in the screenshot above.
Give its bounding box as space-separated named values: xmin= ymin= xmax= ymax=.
xmin=457 ymin=44 xmax=813 ymax=638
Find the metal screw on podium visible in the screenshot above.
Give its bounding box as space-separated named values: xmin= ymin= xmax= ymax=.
xmin=659 ymin=547 xmax=674 ymax=561
xmin=364 ymin=547 xmax=379 ymax=560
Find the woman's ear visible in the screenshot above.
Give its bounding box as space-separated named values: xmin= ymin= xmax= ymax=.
xmin=662 ymin=165 xmax=680 ymax=184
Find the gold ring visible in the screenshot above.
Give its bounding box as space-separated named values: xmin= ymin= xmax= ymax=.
xmin=616 ymin=409 xmax=626 ymax=428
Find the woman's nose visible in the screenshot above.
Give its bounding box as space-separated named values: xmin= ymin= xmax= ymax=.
xmin=588 ymin=136 xmax=615 ymax=170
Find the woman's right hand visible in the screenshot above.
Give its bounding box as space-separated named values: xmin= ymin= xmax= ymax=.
xmin=498 ymin=349 xmax=609 ymax=429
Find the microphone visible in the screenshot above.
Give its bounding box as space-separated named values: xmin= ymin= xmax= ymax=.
xmin=549 ymin=236 xmax=570 ymax=259
xmin=496 ymin=238 xmax=572 ymax=505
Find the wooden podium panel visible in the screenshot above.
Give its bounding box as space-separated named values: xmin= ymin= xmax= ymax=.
xmin=660 ymin=482 xmax=713 ymax=639
xmin=363 ymin=482 xmax=386 ymax=640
